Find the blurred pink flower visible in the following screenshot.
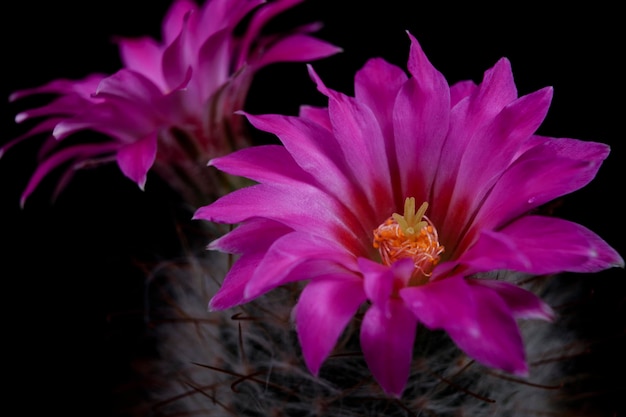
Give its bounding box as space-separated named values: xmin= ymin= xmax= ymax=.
xmin=5 ymin=0 xmax=341 ymax=207
xmin=193 ymin=32 xmax=624 ymax=396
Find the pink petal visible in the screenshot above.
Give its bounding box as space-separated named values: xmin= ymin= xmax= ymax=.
xmin=53 ymin=96 xmax=162 ymax=143
xmin=116 ymin=132 xmax=158 ymax=189
xmin=245 ymin=232 xmax=359 ymax=299
xmin=161 ymin=17 xmax=193 ymax=91
xmin=95 ymin=69 xmax=163 ymax=104
xmin=430 ymin=57 xmax=516 ymax=226
xmin=455 ymin=87 xmax=554 ymax=199
xmin=295 ymin=277 xmax=366 ymax=375
xmin=298 ymin=105 xmax=332 ymax=130
xmin=161 ymin=0 xmax=197 ymax=45
xmin=462 ymin=216 xmax=624 ymax=274
xmin=472 ymin=137 xmax=611 ymax=232
xmin=354 ymin=57 xmax=408 ymax=185
xmin=116 ymin=36 xmax=166 ymax=89
xmin=401 ymin=276 xmax=528 ymax=376
xmin=438 ymin=87 xmax=554 ymax=251
xmin=0 ymin=118 xmax=64 ymax=156
xmin=468 ymin=279 xmax=554 ymax=321
xmin=20 ymin=142 xmax=118 ymax=207
xmin=197 ymin=0 xmax=261 ymax=43
xmin=240 ymin=111 xmax=378 ymax=229
xmin=394 ymin=32 xmax=450 ymax=204
xmin=236 ymin=0 xmax=301 ymax=67
xmin=358 ymin=258 xmax=394 ymax=305
xmin=449 ymin=79 xmax=476 ymax=107
xmin=196 ymin=28 xmax=232 ymax=99
xmin=207 ymin=218 xmax=292 ymax=254
xmin=360 ymin=301 xmax=417 ymax=397
xmin=358 ymin=257 xmax=413 ymax=306
xmin=323 ymin=79 xmax=394 ymax=211
xmin=208 ymin=145 xmax=314 ymax=185
xmin=193 ymin=183 xmax=365 ymax=252
xmin=208 ymin=221 xmax=293 ymax=310
xmin=254 ymin=34 xmax=343 ymax=68
xmin=241 ymin=111 xmax=353 ymax=191
xmin=209 ymin=251 xmax=264 ymax=310
xmin=9 ymin=74 xmax=105 ymax=102
xmin=15 ymin=93 xmax=98 ymax=122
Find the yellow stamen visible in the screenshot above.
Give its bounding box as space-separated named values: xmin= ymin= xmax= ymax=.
xmin=373 ymin=198 xmax=444 ymax=282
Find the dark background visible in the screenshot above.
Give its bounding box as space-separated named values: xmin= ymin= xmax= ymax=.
xmin=2 ymin=1 xmax=624 ymax=416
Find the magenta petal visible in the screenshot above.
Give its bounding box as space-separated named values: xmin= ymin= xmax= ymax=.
xmin=15 ymin=94 xmax=97 ymax=123
xmin=255 ymin=34 xmax=342 ymax=67
xmin=193 ymin=183 xmax=365 ymax=253
xmin=401 ymin=277 xmax=528 ymax=375
xmin=358 ymin=257 xmax=413 ymax=306
xmin=196 ymin=28 xmax=232 ymax=98
xmin=19 ymin=142 xmax=118 ymax=207
xmin=449 ymin=79 xmax=476 ymax=107
xmin=325 ymin=86 xmax=394 ymax=209
xmin=400 ymin=276 xmax=476 ymax=331
xmin=208 ymin=144 xmax=314 ymax=185
xmin=241 ymin=111 xmax=368 ymax=216
xmin=1 ymin=117 xmax=64 ymax=156
xmin=95 ymin=69 xmax=163 ymax=103
xmin=116 ymin=133 xmax=157 ymax=189
xmin=209 ymin=252 xmax=263 ymax=310
xmin=116 ymin=36 xmax=165 ymax=88
xmin=161 ymin=0 xmax=196 ymax=44
xmin=358 ymin=258 xmax=394 ymax=305
xmin=468 ymin=279 xmax=555 ymax=321
xmin=473 ymin=137 xmax=611 ymax=231
xmin=360 ymin=301 xmax=417 ymax=397
xmin=353 ymin=58 xmax=407 ymax=181
xmin=9 ymin=74 xmax=105 ymax=102
xmin=208 ymin=218 xmax=292 ymax=254
xmin=463 ymin=215 xmax=624 ymax=274
xmin=245 ymin=232 xmax=358 ymax=299
xmin=440 ymin=88 xmax=554 ymax=246
xmin=161 ymin=17 xmax=193 ymax=91
xmin=298 ymin=105 xmax=332 ymax=130
xmin=295 ymin=277 xmax=366 ymax=375
xmin=394 ymin=33 xmax=450 ymax=203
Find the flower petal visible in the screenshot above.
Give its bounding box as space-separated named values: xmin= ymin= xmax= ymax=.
xmin=360 ymin=300 xmax=417 ymax=397
xmin=463 ymin=215 xmax=624 ymax=274
xmin=241 ymin=111 xmax=360 ymax=202
xmin=208 ymin=144 xmax=314 ymax=185
xmin=19 ymin=142 xmax=118 ymax=207
xmin=207 ymin=218 xmax=293 ymax=254
xmin=255 ymin=33 xmax=343 ymax=68
xmin=208 ymin=251 xmax=263 ymax=310
xmin=468 ymin=279 xmax=555 ymax=321
xmin=193 ymin=183 xmax=366 ymax=253
xmin=473 ymin=136 xmax=611 ymax=232
xmin=358 ymin=257 xmax=413 ymax=306
xmin=295 ymin=276 xmax=366 ymax=375
xmin=116 ymin=132 xmax=158 ymax=189
xmin=161 ymin=0 xmax=197 ymax=44
xmin=394 ymin=32 xmax=450 ymax=204
xmin=401 ymin=276 xmax=528 ymax=375
xmin=430 ymin=57 xmax=516 ymax=226
xmin=116 ymin=36 xmax=165 ymax=89
xmin=246 ymin=232 xmax=359 ymax=299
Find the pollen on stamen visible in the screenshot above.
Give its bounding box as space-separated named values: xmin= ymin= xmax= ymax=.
xmin=373 ymin=198 xmax=444 ymax=279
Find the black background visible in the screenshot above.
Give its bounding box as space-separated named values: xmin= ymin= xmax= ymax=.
xmin=2 ymin=1 xmax=624 ymax=416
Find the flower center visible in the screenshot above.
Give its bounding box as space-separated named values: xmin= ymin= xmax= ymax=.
xmin=373 ymin=198 xmax=444 ymax=282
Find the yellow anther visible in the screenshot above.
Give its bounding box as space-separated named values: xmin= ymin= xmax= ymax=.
xmin=373 ymin=198 xmax=444 ymax=281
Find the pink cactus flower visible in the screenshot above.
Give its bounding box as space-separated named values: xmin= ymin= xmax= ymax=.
xmin=193 ymin=32 xmax=624 ymax=396
xmin=4 ymin=0 xmax=341 ymax=207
